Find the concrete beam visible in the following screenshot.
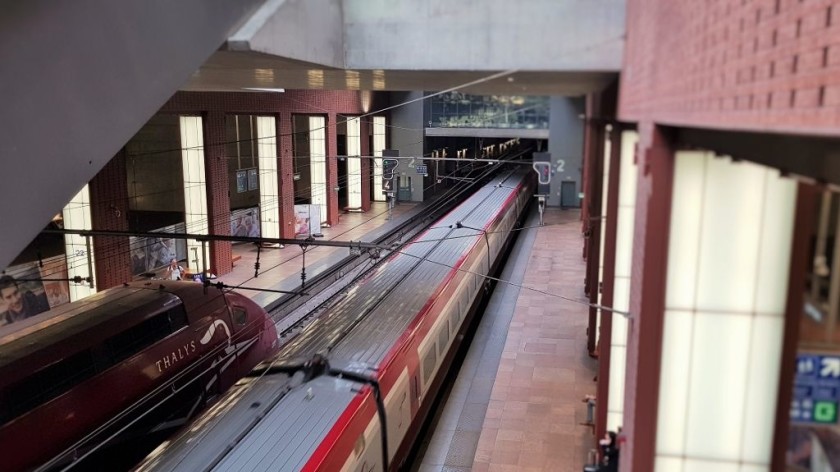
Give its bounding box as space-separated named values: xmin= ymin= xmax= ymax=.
xmin=0 ymin=0 xmax=262 ymax=270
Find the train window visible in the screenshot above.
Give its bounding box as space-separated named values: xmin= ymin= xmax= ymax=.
xmin=168 ymin=305 xmax=188 ymax=331
xmin=423 ymin=349 xmax=436 ymax=386
xmin=353 ymin=435 xmax=365 ymax=458
xmin=1 ymin=349 xmax=97 ymax=425
xmin=104 ymin=310 xmax=180 ymax=364
xmin=232 ymin=307 xmax=247 ymax=326
xmin=438 ymin=323 xmax=449 ymax=357
xmin=461 ymin=292 xmax=470 ymax=318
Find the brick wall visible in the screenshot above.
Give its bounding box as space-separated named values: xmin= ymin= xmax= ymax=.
xmin=621 ymin=124 xmax=674 ymax=472
xmin=157 ymin=90 xmax=372 ymax=265
xmin=620 ymin=0 xmax=840 ymax=135
xmin=204 ymin=112 xmax=233 ymax=275
xmin=90 ymin=150 xmax=133 ymax=289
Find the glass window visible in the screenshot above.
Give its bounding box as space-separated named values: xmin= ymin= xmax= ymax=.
xmin=427 ymin=93 xmax=549 ymax=129
xmin=1 ymin=350 xmax=97 ymax=425
xmin=423 ymin=349 xmax=436 ymax=386
xmin=233 ymin=307 xmax=247 ymax=326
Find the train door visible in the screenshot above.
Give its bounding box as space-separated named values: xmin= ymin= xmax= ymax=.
xmin=561 ymin=181 xmax=578 ymax=208
xmin=398 ymin=175 xmax=411 ymax=201
xmin=219 ymin=304 xmax=250 ymax=383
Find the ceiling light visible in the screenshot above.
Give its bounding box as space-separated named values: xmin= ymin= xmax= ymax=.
xmin=242 ymin=87 xmax=285 ymax=93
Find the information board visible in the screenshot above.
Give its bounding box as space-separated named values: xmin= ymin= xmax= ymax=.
xmin=792 ymin=354 xmax=840 ymax=424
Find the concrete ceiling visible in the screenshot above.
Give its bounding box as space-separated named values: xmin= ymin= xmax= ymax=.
xmin=183 ymin=51 xmax=618 ymax=96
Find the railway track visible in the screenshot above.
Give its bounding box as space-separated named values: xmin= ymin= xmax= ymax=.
xmin=266 ymin=150 xmax=532 ymax=344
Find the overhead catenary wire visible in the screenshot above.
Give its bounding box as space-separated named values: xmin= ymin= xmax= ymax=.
xmin=42 ymin=151 xmax=509 ymax=280
xmin=23 ymin=68 xmax=534 ymax=279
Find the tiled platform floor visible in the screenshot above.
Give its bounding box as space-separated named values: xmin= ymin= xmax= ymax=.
xmin=416 ymin=207 xmax=598 ymax=471
xmin=216 ymin=201 xmax=417 ymax=306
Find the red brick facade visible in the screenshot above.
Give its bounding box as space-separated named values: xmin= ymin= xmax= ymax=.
xmin=89 ymin=150 xmax=133 ymax=289
xmin=621 ymin=124 xmax=674 ymax=472
xmin=155 ymin=90 xmax=374 ymax=273
xmin=203 ymin=111 xmax=233 ymax=275
xmin=620 ymin=0 xmax=840 ymax=135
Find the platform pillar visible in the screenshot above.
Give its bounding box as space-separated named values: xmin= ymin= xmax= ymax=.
xmin=595 ymin=125 xmax=622 ymax=444
xmin=325 ymin=112 xmax=340 ymax=226
xmin=89 ymin=150 xmax=131 ymax=290
xmin=201 ymin=112 xmax=232 ymax=276
xmin=619 ymin=123 xmax=672 ymax=472
xmin=278 ymin=111 xmax=296 ymax=238
xmin=360 ymin=116 xmax=372 ymax=212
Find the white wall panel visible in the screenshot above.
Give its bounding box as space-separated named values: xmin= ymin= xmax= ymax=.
xmin=347 ymin=117 xmax=362 ymax=209
xmin=62 ymin=185 xmax=96 ymax=301
xmin=309 ymin=116 xmax=327 ymax=216
xmin=373 ymin=116 xmax=386 ymax=201
xmin=655 ymin=457 xmax=684 ymax=472
xmin=179 ymin=116 xmax=209 ymax=272
xmin=695 ymin=158 xmax=764 ymax=313
xmin=656 ymin=310 xmax=692 ymax=456
xmin=755 ymin=171 xmax=797 ymax=314
xmin=606 ymin=130 xmax=638 ymax=432
xmin=596 ymin=127 xmax=612 ymax=346
xmin=665 ymin=151 xmax=705 ymax=309
xmin=740 ymin=316 xmax=784 ymax=463
xmin=257 ymin=116 xmax=278 ymax=239
xmin=684 ymin=312 xmax=751 ymax=460
xmin=685 ymin=459 xmax=739 ymax=472
xmin=656 ymin=152 xmax=796 ymax=472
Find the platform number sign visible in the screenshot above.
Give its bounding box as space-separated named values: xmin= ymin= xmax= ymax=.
xmin=792 ymin=354 xmax=840 ymax=424
xmin=383 ymin=158 xmax=398 ymax=192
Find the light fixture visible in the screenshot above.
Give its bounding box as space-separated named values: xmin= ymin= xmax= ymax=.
xmin=242 ymin=87 xmax=285 ymax=93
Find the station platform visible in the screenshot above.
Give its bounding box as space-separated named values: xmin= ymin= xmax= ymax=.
xmin=217 ymin=201 xmax=420 ymax=308
xmin=415 ymin=207 xmax=598 ymax=472
xmin=218 ymin=202 xmax=598 ymax=470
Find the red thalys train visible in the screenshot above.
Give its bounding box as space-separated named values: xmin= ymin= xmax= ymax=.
xmin=0 ymin=281 xmax=278 ymax=471
xmin=135 ymin=168 xmax=534 ymax=472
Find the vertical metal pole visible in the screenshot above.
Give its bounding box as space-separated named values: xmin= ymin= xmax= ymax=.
xmin=812 ymin=191 xmax=832 ymax=302
xmin=482 ymin=231 xmax=492 ymax=276
xmin=201 ymin=239 xmax=208 ymax=279
xmin=827 ymin=208 xmax=840 ymax=341
xmin=85 ymin=235 xmax=94 ymax=289
xmin=300 ymin=245 xmax=307 ymax=292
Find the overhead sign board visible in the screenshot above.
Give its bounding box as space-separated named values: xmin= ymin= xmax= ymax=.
xmin=792 ymin=353 xmax=840 ymax=424
xmin=533 ymin=152 xmax=551 ymax=195
xmin=383 ymin=158 xmax=399 ymax=180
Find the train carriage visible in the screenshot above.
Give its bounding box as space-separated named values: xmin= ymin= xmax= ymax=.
xmin=0 ymin=281 xmax=278 ymax=471
xmin=136 ymin=168 xmax=534 ymax=472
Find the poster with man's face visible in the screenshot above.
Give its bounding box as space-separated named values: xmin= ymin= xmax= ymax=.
xmin=1 ymin=262 xmax=50 ymax=325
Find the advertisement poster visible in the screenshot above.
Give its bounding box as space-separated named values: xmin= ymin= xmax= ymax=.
xmin=247 ymin=168 xmax=258 ymax=191
xmin=788 ymin=425 xmax=840 ymax=471
xmin=294 ymin=205 xmax=323 ymax=238
xmin=231 ymin=207 xmax=261 ymax=240
xmin=0 ymin=261 xmax=51 ymax=326
xmin=40 ymin=255 xmax=70 ymax=308
xmin=236 ymin=170 xmax=247 ymax=193
xmin=129 ymin=223 xmax=187 ymax=276
xmin=789 ymin=351 xmax=840 ymax=471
